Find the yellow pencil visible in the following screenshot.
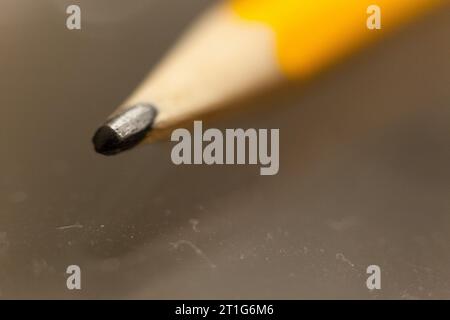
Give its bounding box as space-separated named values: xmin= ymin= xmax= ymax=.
xmin=92 ymin=0 xmax=443 ymax=155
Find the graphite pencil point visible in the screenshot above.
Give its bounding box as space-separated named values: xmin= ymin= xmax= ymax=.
xmin=92 ymin=103 xmax=157 ymax=155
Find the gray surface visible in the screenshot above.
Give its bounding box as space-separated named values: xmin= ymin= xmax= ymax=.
xmin=0 ymin=0 xmax=449 ymax=299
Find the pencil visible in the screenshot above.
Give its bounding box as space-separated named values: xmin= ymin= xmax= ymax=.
xmin=92 ymin=0 xmax=442 ymax=155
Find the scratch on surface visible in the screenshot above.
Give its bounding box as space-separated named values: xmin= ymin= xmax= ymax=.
xmin=189 ymin=219 xmax=200 ymax=233
xmin=56 ymin=223 xmax=83 ymax=230
xmin=170 ymin=240 xmax=216 ymax=269
xmin=336 ymin=252 xmax=355 ymax=268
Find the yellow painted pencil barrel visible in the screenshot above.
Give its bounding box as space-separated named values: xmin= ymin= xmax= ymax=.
xmin=232 ymin=0 xmax=441 ymax=77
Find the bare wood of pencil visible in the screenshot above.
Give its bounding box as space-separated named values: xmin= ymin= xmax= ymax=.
xmin=92 ymin=0 xmax=440 ymax=155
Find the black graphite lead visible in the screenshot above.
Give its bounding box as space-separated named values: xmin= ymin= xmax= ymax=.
xmin=92 ymin=103 xmax=157 ymax=155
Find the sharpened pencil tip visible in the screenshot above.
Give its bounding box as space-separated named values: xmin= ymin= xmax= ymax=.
xmin=92 ymin=103 xmax=157 ymax=155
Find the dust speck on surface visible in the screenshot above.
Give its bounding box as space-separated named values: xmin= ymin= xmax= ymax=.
xmin=31 ymin=259 xmax=54 ymax=276
xmin=170 ymin=240 xmax=216 ymax=269
xmin=189 ymin=219 xmax=200 ymax=233
xmin=9 ymin=191 xmax=28 ymax=203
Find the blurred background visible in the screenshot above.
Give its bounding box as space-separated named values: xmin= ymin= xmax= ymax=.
xmin=0 ymin=0 xmax=449 ymax=299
